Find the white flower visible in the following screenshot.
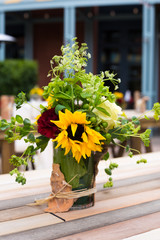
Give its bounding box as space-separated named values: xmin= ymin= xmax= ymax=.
xmin=93 ymin=98 xmax=122 ymax=130
xmin=118 ymin=78 xmax=121 ymax=83
xmin=88 ymin=53 xmax=91 ymax=59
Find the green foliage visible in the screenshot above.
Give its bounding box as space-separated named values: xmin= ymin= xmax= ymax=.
xmin=137 ymin=158 xmax=147 ymax=164
xmin=36 ymin=136 xmax=50 ymax=152
xmin=0 ymin=60 xmax=38 ymax=96
xmin=153 ymin=102 xmax=160 ymax=120
xmin=103 ymin=176 xmax=113 ymax=188
xmin=103 ymin=181 xmax=113 ymax=188
xmin=103 ymin=152 xmax=110 ymax=161
xmin=10 ymin=168 xmax=26 ymax=185
xmin=14 ymin=92 xmax=27 ymax=110
xmin=43 ymin=39 xmax=118 ymax=116
xmin=140 ymin=129 xmax=151 ymax=147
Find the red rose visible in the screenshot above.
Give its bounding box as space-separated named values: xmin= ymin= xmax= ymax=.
xmin=37 ymin=108 xmax=59 ymax=138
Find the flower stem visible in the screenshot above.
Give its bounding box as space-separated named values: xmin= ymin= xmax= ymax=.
xmin=71 ymin=84 xmax=74 ymax=112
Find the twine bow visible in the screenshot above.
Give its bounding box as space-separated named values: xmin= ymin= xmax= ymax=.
xmin=28 ymin=174 xmax=97 ymax=206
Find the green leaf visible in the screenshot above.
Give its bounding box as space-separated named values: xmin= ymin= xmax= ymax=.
xmin=80 ymin=91 xmax=92 ymax=98
xmin=128 ymin=151 xmax=133 ymax=157
xmin=144 ymin=115 xmax=149 ymax=120
xmin=58 ymin=100 xmax=71 ymax=111
xmin=15 ymin=92 xmax=27 ymax=110
xmin=132 ymin=116 xmax=137 ymax=121
xmin=23 ymin=118 xmax=31 ymax=126
xmin=54 ymin=93 xmax=72 ymax=100
xmin=53 ymin=148 xmax=89 ymax=188
xmin=140 ymin=129 xmax=151 ymax=147
xmin=125 ymin=144 xmax=130 ymax=152
xmin=103 ymin=181 xmax=113 ymax=188
xmin=55 ymin=104 xmax=66 ymax=114
xmin=96 ymin=107 xmax=110 ymax=116
xmin=24 ymin=145 xmax=35 ymax=155
xmin=0 ymin=125 xmax=9 ymax=131
xmin=103 ymin=152 xmax=110 ymax=161
xmin=137 ymin=158 xmax=147 ymax=164
xmin=109 ymin=163 xmax=118 ymax=169
xmin=105 ymin=168 xmax=112 ymax=176
xmin=27 ymin=133 xmax=36 ymax=143
xmin=10 ymin=168 xmax=26 ymax=185
xmin=16 ymin=115 xmax=23 ymax=124
xmin=153 ymin=102 xmax=160 ymax=120
xmin=36 ymin=135 xmax=50 ymax=152
xmin=132 ymin=116 xmax=140 ymax=125
xmin=61 ymin=157 xmax=87 ymax=189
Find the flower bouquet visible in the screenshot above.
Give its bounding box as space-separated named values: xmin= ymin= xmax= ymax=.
xmin=0 ymin=39 xmax=160 ymax=212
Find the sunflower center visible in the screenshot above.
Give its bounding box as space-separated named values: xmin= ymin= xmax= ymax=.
xmin=67 ymin=124 xmax=84 ymax=142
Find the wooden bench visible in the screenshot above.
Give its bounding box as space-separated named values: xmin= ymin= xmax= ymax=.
xmin=0 ymin=151 xmax=160 ymax=239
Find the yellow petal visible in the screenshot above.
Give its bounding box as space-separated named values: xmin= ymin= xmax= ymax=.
xmin=82 ymin=132 xmax=88 ymax=143
xmin=80 ymin=144 xmax=87 ymax=158
xmin=74 ymin=151 xmax=82 ymax=163
xmin=64 ymin=142 xmax=71 ymax=155
xmin=82 ymin=143 xmax=91 ymax=157
xmin=57 ymin=130 xmax=66 ymax=142
xmin=65 ymin=109 xmax=73 ymax=124
xmin=71 ymin=123 xmax=78 ymax=137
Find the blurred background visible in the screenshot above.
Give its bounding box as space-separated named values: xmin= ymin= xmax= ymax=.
xmin=0 ymin=0 xmax=160 ymax=109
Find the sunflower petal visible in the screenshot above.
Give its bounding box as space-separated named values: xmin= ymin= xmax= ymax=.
xmin=71 ymin=123 xmax=78 ymax=137
xmin=82 ymin=132 xmax=88 ymax=143
xmin=74 ymin=151 xmax=82 ymax=163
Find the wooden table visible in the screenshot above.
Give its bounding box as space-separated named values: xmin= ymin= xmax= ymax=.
xmin=1 ymin=151 xmax=160 ymax=240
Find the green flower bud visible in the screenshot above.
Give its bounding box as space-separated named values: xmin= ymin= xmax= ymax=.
xmin=82 ymin=103 xmax=89 ymax=110
xmin=102 ymin=122 xmax=108 ymax=128
xmin=90 ymin=117 xmax=97 ymax=123
xmin=95 ymin=126 xmax=101 ymax=132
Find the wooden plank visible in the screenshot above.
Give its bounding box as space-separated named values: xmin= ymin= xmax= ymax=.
xmin=0 ymin=205 xmax=45 ymax=222
xmin=0 ymin=171 xmax=159 ymax=211
xmin=96 ymin=178 xmax=160 ymax=202
xmin=0 ymin=183 xmax=51 ymax=201
xmin=0 ymin=168 xmax=51 ymax=186
xmin=0 ymin=193 xmax=49 ymax=211
xmin=107 ymin=171 xmax=160 ymax=189
xmin=57 ymin=188 xmax=160 ymax=221
xmin=0 ymin=177 xmax=50 ymax=193
xmin=124 ymin=228 xmax=160 ymax=240
xmin=96 ymin=152 xmax=160 ymax=183
xmin=0 ymin=213 xmax=63 ymax=237
xmin=1 ymin=199 xmax=160 ymax=240
xmin=57 ymin=211 xmax=160 ymax=240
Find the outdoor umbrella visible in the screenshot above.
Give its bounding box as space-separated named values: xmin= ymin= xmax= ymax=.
xmin=0 ymin=33 xmax=16 ymax=43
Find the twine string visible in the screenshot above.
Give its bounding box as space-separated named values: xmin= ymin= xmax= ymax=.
xmin=28 ymin=174 xmax=97 ymax=206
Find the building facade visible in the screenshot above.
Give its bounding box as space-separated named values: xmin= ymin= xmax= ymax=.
xmin=0 ymin=0 xmax=159 ymax=109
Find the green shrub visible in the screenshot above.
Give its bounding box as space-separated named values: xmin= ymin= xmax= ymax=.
xmin=0 ymin=60 xmax=38 ymax=96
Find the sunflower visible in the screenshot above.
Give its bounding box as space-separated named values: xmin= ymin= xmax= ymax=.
xmin=51 ymin=109 xmax=105 ymax=163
